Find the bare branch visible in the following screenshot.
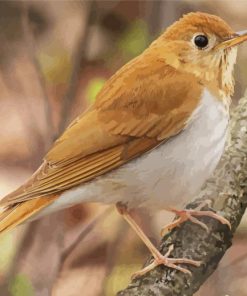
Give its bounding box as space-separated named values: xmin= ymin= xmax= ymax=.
xmin=1 ymin=212 xmax=64 ymax=296
xmin=21 ymin=1 xmax=54 ymax=146
xmin=57 ymin=0 xmax=97 ymax=135
xmin=118 ymin=93 xmax=247 ymax=296
xmin=60 ymin=207 xmax=112 ymax=266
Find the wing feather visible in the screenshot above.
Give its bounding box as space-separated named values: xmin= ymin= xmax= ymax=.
xmin=0 ymin=52 xmax=202 ymax=207
xmin=0 ymin=195 xmax=58 ymax=233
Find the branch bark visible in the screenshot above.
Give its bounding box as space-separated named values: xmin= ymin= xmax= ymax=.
xmin=118 ymin=93 xmax=247 ymax=296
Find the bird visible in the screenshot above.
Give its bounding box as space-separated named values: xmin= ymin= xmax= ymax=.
xmin=1 ymin=11 xmax=247 ymax=277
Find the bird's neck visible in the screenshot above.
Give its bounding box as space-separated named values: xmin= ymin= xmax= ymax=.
xmin=204 ymin=47 xmax=237 ymax=110
xmin=145 ymin=42 xmax=236 ymax=109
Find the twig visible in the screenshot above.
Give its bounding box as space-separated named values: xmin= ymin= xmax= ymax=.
xmin=21 ymin=1 xmax=54 ymax=146
xmin=60 ymin=206 xmax=113 ymax=267
xmin=118 ymin=93 xmax=247 ymax=295
xmin=57 ymin=0 xmax=96 ymax=135
xmin=1 ymin=212 xmax=65 ymax=296
xmin=143 ymin=0 xmax=164 ymax=38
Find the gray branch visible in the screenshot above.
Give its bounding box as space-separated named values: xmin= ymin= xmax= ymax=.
xmin=118 ymin=93 xmax=247 ymax=296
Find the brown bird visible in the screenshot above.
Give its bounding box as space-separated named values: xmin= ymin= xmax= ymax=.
xmin=1 ymin=12 xmax=247 ymax=277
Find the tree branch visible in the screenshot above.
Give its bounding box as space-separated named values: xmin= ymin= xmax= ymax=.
xmin=118 ymin=92 xmax=247 ymax=296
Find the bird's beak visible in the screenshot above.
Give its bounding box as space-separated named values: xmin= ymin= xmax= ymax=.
xmin=216 ymin=30 xmax=247 ymax=50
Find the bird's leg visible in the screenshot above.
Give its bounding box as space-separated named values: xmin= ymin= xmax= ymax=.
xmin=161 ymin=200 xmax=231 ymax=236
xmin=116 ymin=202 xmax=201 ymax=279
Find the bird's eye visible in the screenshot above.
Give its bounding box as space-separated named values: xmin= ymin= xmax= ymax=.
xmin=194 ymin=35 xmax=209 ymax=49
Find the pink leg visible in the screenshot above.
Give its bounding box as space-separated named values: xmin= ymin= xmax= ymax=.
xmin=161 ymin=201 xmax=231 ymax=236
xmin=116 ymin=203 xmax=201 ymax=278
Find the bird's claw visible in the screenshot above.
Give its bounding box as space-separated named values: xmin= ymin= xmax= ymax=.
xmin=161 ymin=204 xmax=231 ymax=236
xmin=131 ymin=245 xmax=201 ymax=279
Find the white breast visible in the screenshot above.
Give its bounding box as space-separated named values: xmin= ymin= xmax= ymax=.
xmin=43 ymin=89 xmax=229 ymax=216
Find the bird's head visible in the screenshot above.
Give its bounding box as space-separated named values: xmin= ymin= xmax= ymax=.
xmin=148 ymin=12 xmax=247 ymax=99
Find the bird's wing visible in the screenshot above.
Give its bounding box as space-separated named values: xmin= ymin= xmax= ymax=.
xmin=1 ymin=54 xmax=202 ymax=207
xmin=0 ymin=195 xmax=58 ymax=233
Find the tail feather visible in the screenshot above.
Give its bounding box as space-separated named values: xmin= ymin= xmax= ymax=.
xmin=0 ymin=195 xmax=58 ymax=234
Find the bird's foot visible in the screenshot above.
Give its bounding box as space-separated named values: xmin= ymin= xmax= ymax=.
xmin=132 ymin=245 xmax=201 ymax=279
xmin=116 ymin=203 xmax=201 ymax=279
xmin=161 ymin=201 xmax=231 ymax=236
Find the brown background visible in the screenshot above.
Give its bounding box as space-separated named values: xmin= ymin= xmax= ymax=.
xmin=0 ymin=1 xmax=246 ymax=295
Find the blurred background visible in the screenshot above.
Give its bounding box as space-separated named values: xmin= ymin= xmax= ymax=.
xmin=0 ymin=1 xmax=247 ymax=295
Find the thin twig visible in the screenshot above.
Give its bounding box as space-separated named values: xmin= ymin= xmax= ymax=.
xmin=57 ymin=0 xmax=96 ymax=135
xmin=21 ymin=1 xmax=54 ymax=146
xmin=60 ymin=207 xmax=113 ymax=267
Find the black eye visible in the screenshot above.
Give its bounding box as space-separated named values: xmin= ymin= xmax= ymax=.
xmin=194 ymin=35 xmax=209 ymax=49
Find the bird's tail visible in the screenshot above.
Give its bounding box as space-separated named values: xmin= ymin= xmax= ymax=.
xmin=0 ymin=195 xmax=58 ymax=234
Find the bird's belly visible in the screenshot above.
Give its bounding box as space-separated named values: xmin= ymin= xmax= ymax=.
xmin=99 ymin=114 xmax=228 ymax=210
xmin=44 ymin=89 xmax=229 ymax=215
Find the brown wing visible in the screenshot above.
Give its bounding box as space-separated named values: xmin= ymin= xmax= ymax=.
xmin=0 ymin=194 xmax=58 ymax=233
xmin=1 ymin=52 xmax=202 ymax=207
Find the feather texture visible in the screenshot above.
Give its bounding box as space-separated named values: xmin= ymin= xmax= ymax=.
xmin=0 ymin=195 xmax=58 ymax=233
xmin=1 ymin=59 xmax=202 ymax=207
xmin=0 ymin=11 xmax=237 ymax=233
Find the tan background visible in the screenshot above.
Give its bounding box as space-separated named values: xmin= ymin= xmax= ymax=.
xmin=0 ymin=1 xmax=246 ymax=295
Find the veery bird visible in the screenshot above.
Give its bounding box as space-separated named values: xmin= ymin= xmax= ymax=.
xmin=1 ymin=12 xmax=247 ymax=276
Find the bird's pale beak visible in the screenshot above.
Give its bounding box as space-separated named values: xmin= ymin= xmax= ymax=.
xmin=216 ymin=30 xmax=247 ymax=50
